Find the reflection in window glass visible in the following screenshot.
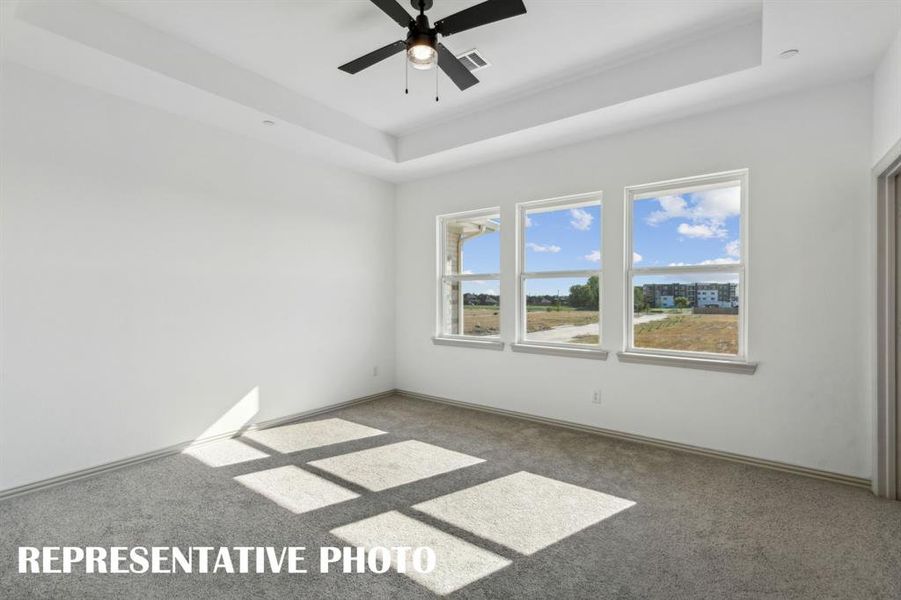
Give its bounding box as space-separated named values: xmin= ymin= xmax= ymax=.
xmin=524 ymin=204 xmax=601 ymax=272
xmin=442 ymin=280 xmax=500 ymax=337
xmin=631 ymin=273 xmax=739 ymax=355
xmin=443 ymin=215 xmax=501 ymax=275
xmin=632 ymin=185 xmax=740 ymax=268
xmin=439 ymin=211 xmax=501 ymax=339
xmin=524 ymin=277 xmax=599 ymax=345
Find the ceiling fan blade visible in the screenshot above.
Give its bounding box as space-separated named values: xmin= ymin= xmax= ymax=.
xmin=370 ymin=0 xmax=414 ymax=28
xmin=437 ymin=43 xmax=479 ymax=91
xmin=339 ymin=40 xmax=407 ymax=74
xmin=435 ymin=0 xmax=527 ymax=37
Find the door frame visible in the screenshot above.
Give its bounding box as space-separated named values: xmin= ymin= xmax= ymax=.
xmin=875 ymin=139 xmax=901 ymax=500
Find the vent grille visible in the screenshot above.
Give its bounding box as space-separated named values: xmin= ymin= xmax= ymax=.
xmin=456 ymin=49 xmax=490 ymax=72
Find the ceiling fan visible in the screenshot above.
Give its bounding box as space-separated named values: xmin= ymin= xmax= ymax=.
xmin=339 ymin=0 xmax=527 ymax=94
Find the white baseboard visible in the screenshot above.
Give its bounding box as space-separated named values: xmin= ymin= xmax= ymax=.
xmin=0 ymin=389 xmax=394 ymax=502
xmin=0 ymin=387 xmax=871 ymax=501
xmin=395 ymin=389 xmax=871 ymax=490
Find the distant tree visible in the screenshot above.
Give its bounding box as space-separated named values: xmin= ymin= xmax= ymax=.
xmin=570 ymin=276 xmax=599 ymax=309
xmin=675 ymin=296 xmax=690 ymax=309
xmin=633 ymin=287 xmax=647 ymax=312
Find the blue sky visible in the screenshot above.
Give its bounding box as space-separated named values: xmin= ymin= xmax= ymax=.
xmin=460 ymin=186 xmax=740 ymax=296
xmin=461 ymin=226 xmax=501 ymax=274
xmin=633 ymin=185 xmax=741 ymax=268
xmin=632 ymin=185 xmax=741 ymax=284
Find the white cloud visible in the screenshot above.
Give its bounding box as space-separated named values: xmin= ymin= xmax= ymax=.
xmin=725 ymin=239 xmax=740 ymax=258
xmin=692 ymin=186 xmax=740 ymax=222
xmin=584 ymin=250 xmax=601 ymax=262
xmin=653 ymin=272 xmax=739 ymax=284
xmin=569 ymin=208 xmax=594 ymax=231
xmin=677 ymin=222 xmax=726 ymax=239
xmin=527 ymin=242 xmax=561 ymax=253
xmin=524 ymin=215 xmax=534 ymax=228
xmin=645 ymin=187 xmax=740 ymax=240
xmin=462 ymin=270 xmax=487 ymax=284
xmin=668 ymin=257 xmax=737 ymax=266
xmin=485 ymin=289 xmax=497 ymax=295
xmin=633 ymin=252 xmax=643 ymax=263
xmin=646 ymin=195 xmax=689 ymax=225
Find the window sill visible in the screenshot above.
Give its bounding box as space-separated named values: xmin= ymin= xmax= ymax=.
xmin=511 ymin=343 xmax=608 ymax=360
xmin=432 ymin=337 xmax=505 ymax=351
xmin=616 ymin=351 xmax=757 ymax=374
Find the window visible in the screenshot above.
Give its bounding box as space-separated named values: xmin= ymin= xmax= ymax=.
xmin=516 ymin=193 xmax=603 ymax=350
xmin=625 ymin=170 xmax=748 ymax=360
xmin=437 ymin=209 xmax=501 ymax=341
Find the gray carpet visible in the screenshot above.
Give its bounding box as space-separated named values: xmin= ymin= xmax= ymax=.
xmin=1 ymin=395 xmax=899 ymax=599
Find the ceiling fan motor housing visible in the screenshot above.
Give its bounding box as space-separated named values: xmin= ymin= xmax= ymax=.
xmin=407 ymin=14 xmax=437 ymax=51
xmin=338 ymin=0 xmax=527 ymax=92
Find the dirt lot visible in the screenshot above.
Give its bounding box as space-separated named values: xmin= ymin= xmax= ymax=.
xmin=461 ymin=309 xmax=737 ymax=355
xmin=461 ymin=307 xmax=599 ymax=336
xmin=634 ymin=314 xmax=738 ymax=354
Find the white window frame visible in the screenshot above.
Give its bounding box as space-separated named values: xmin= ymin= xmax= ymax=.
xmin=514 ymin=192 xmax=605 ymax=355
xmin=435 ymin=208 xmax=503 ymax=347
xmin=623 ymin=169 xmax=750 ymax=363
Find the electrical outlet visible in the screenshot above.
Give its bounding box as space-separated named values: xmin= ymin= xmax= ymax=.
xmin=592 ymin=390 xmax=602 ymax=405
xmin=372 ymin=366 xmax=379 ymax=377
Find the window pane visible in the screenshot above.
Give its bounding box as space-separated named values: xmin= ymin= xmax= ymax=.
xmin=524 ymin=277 xmax=599 ymax=345
xmin=632 ymin=183 xmax=740 ymax=267
xmin=444 ymin=214 xmax=500 ymax=275
xmin=524 ymin=203 xmax=601 ymax=271
xmin=632 ymin=273 xmax=739 ymax=355
xmin=442 ymin=280 xmax=500 ymax=337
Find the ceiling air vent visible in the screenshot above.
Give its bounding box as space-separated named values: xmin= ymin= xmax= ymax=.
xmin=455 ymin=49 xmax=490 ymax=72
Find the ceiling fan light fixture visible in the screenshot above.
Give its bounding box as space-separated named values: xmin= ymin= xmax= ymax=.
xmin=407 ymin=40 xmax=437 ymax=70
xmin=338 ymin=0 xmax=527 ymax=91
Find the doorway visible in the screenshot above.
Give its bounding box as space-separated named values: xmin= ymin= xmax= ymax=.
xmin=876 ymin=154 xmax=901 ymax=499
xmin=896 ymin=172 xmax=901 ymax=499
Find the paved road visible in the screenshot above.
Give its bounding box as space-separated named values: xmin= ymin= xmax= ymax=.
xmin=634 ymin=313 xmax=671 ymax=324
xmin=527 ymin=322 xmax=598 ymax=342
xmin=526 ymin=313 xmax=671 ymax=343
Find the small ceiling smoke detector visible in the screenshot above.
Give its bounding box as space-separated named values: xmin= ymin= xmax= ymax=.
xmin=456 ymin=49 xmax=491 ymax=72
xmin=779 ymin=49 xmax=800 ymax=59
xmin=262 ymin=120 xmax=275 ymax=126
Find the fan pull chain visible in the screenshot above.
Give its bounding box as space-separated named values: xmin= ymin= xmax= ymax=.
xmin=435 ymin=66 xmax=439 ymax=102
xmin=404 ymin=56 xmax=409 ymax=95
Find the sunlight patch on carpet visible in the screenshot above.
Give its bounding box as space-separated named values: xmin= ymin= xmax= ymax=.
xmin=234 ymin=466 xmax=358 ymax=514
xmin=183 ymin=438 xmax=268 ymax=467
xmin=242 ymin=418 xmax=386 ymax=453
xmin=308 ymin=440 xmax=484 ymax=491
xmin=331 ymin=510 xmax=511 ymax=595
xmin=413 ymin=471 xmax=635 ymax=555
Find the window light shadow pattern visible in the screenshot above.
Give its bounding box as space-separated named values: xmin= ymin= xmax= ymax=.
xmin=412 ymin=471 xmax=635 ymax=555
xmin=308 ymin=440 xmax=484 ymax=491
xmin=193 ymin=386 xmax=260 ymax=441
xmin=331 ymin=510 xmax=511 ymax=596
xmin=183 ymin=438 xmax=268 ymax=467
xmin=242 ymin=417 xmax=386 ymax=454
xmin=234 ymin=465 xmax=358 ymax=515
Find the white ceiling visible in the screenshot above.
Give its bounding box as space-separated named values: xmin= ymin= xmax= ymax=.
xmin=94 ymin=0 xmax=762 ymax=135
xmin=2 ymin=1 xmax=900 ymax=181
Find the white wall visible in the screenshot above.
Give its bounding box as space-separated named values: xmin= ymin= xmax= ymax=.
xmin=873 ymin=27 xmax=901 ymax=165
xmin=0 ymin=65 xmax=396 ymax=491
xmin=396 ymin=79 xmax=873 ymax=478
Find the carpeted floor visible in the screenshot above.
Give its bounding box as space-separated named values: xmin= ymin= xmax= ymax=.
xmin=1 ymin=395 xmax=900 ymax=599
